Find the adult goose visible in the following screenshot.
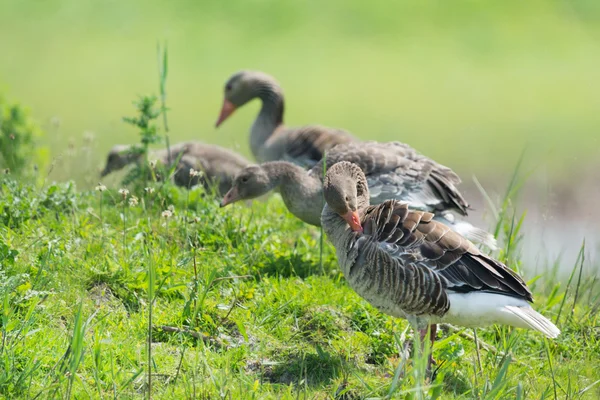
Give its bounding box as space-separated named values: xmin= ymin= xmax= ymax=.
xmin=321 ymin=161 xmax=559 ymax=365
xmin=100 ymin=141 xmax=249 ymax=195
xmin=215 ymin=70 xmax=356 ymax=167
xmin=220 ymin=141 xmax=496 ymax=249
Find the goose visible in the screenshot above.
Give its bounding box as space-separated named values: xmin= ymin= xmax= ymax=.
xmin=100 ymin=141 xmax=250 ymax=195
xmin=215 ymin=70 xmax=356 ymax=167
xmin=220 ymin=141 xmax=496 ymax=249
xmin=321 ymin=161 xmax=559 ymax=366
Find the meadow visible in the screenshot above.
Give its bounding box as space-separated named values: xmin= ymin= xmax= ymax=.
xmin=0 ymin=173 xmax=599 ymax=399
xmin=1 ymin=0 xmax=600 ymax=399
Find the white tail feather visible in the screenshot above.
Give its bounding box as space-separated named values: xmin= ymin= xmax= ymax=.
xmin=504 ymin=306 xmax=561 ymax=338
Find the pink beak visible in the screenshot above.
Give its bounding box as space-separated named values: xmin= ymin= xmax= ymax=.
xmin=215 ymin=99 xmax=237 ymax=127
xmin=220 ymin=187 xmax=240 ymax=207
xmin=342 ymin=210 xmax=363 ymax=232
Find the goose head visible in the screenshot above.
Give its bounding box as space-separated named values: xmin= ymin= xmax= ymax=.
xmin=100 ymin=145 xmax=139 ymax=177
xmin=220 ymin=164 xmax=272 ymax=207
xmin=323 ymin=161 xmax=370 ymax=232
xmin=215 ymin=70 xmax=281 ymax=127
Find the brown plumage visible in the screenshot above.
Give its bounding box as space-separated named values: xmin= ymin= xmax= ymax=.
xmin=221 ymin=141 xmax=495 ymax=247
xmin=321 ymin=161 xmax=558 ymax=367
xmin=311 ymin=141 xmax=469 ymax=216
xmin=100 ymin=141 xmax=249 ymax=195
xmin=215 ymin=70 xmax=355 ymax=167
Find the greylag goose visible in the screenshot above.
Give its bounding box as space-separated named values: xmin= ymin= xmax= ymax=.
xmin=100 ymin=141 xmax=249 ymax=195
xmin=215 ymin=70 xmax=356 ymax=167
xmin=221 ymin=141 xmax=496 ymax=249
xmin=321 ymin=161 xmax=559 ymax=366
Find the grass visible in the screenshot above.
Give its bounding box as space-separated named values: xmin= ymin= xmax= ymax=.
xmin=0 ymin=174 xmax=598 ymax=399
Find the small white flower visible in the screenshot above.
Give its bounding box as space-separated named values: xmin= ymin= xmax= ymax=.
xmin=128 ymin=195 xmax=139 ymax=207
xmin=95 ymin=183 xmax=106 ymax=192
xmin=86 ymin=207 xmax=94 ymax=214
xmin=149 ymin=159 xmax=158 ymax=169
xmin=189 ymin=168 xmax=202 ymax=177
xmin=118 ymin=188 xmax=129 ymax=199
xmin=192 ymin=216 xmax=201 ymax=223
xmin=144 ymin=187 xmax=155 ymax=194
xmin=167 ymin=205 xmax=175 ymax=213
xmin=83 ymin=131 xmax=95 ymax=143
xmin=161 ymin=210 xmax=173 ymax=218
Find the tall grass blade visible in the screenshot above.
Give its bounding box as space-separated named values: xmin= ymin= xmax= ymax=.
xmin=157 ymin=42 xmax=170 ymax=162
xmin=493 ymin=147 xmax=528 ymax=239
xmin=555 ymin=241 xmax=585 ymax=325
xmin=568 ymin=239 xmax=586 ymax=323
xmin=319 ymin=151 xmax=327 ymax=275
xmin=484 ymin=354 xmax=511 ymax=399
xmin=544 ymin=338 xmax=558 ymax=400
xmin=147 ymin=246 xmax=156 ymax=399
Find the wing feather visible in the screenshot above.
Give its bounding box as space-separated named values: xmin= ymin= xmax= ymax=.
xmin=361 ymin=201 xmax=533 ymax=308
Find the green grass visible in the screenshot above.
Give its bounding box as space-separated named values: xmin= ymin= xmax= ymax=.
xmin=2 ymin=0 xmax=600 ymax=186
xmin=0 ymin=177 xmax=598 ymax=399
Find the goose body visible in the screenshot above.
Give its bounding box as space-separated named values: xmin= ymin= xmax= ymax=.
xmin=100 ymin=141 xmax=249 ymax=195
xmin=321 ymin=161 xmax=559 ymax=341
xmin=221 ymin=141 xmax=496 ymax=248
xmin=216 ymin=70 xmax=355 ymax=167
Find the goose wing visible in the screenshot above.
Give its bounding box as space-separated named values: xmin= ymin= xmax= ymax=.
xmin=313 ymin=141 xmax=470 ymax=215
xmin=278 ymin=125 xmax=356 ymax=168
xmin=361 ymin=201 xmax=532 ymax=303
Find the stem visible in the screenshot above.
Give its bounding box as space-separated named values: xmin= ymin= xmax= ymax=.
xmin=185 ymin=177 xmax=191 ymax=241
xmin=319 ymin=151 xmax=327 ymax=274
xmin=99 ymin=193 xmax=104 ymax=245
xmin=147 ymin=244 xmax=155 ymax=399
xmin=122 ymin=202 xmax=127 ymax=258
xmin=569 ymin=239 xmax=586 ymax=323
xmin=157 ymin=42 xmax=171 ymax=163
xmin=473 ymin=328 xmax=482 ymax=398
xmin=544 ymin=338 xmax=558 ymax=400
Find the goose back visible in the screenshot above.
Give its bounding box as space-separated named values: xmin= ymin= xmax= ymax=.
xmin=311 ymin=141 xmax=470 ymax=216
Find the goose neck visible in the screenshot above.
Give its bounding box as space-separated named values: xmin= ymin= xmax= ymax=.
xmin=250 ymin=82 xmax=285 ymax=159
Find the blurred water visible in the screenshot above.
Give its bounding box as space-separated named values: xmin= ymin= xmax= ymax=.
xmin=465 ymin=171 xmax=600 ymax=277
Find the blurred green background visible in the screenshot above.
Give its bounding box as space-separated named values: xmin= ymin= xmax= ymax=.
xmin=1 ymin=0 xmax=599 ymax=184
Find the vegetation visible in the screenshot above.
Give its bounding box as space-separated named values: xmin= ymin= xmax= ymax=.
xmin=0 ymin=94 xmax=46 ymax=177
xmin=0 ymin=173 xmax=598 ymax=399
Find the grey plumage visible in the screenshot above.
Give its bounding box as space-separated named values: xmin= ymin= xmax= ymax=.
xmin=221 ymin=141 xmax=495 ymax=248
xmin=310 ymin=141 xmax=469 ymax=216
xmin=321 ymin=161 xmax=559 ymax=349
xmin=100 ymin=141 xmax=249 ymax=195
xmin=216 ymin=70 xmax=355 ymax=167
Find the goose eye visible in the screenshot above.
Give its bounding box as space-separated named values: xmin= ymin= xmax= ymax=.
xmin=240 ymin=176 xmax=249 ymax=183
xmin=345 ymin=196 xmax=349 ymax=202
xmin=225 ymin=83 xmax=233 ymax=91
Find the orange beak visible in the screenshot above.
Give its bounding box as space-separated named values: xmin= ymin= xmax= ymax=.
xmin=342 ymin=210 xmax=363 ymax=232
xmin=220 ymin=186 xmax=240 ymax=207
xmin=215 ymin=99 xmax=237 ymax=127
